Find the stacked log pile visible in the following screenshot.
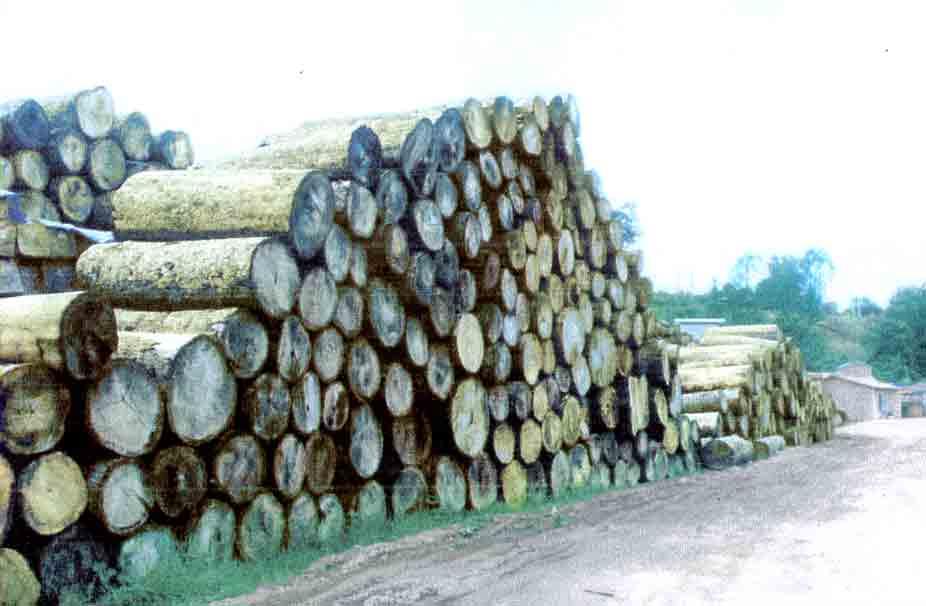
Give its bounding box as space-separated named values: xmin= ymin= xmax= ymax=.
xmin=657 ymin=324 xmax=837 ymax=467
xmin=0 ymin=87 xmax=193 ymax=299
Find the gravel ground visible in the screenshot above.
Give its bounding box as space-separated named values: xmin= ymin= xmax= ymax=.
xmin=213 ymin=419 xmax=926 ymax=606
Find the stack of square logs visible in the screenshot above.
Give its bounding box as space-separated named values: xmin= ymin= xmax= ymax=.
xmin=0 ymin=95 xmax=833 ymax=604
xmin=0 ymin=87 xmax=193 ymax=299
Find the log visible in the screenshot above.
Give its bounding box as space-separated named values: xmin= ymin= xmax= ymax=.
xmin=0 ymin=454 xmax=10 ymax=544
xmin=547 ymin=450 xmax=572 ymax=498
xmin=275 ymin=315 xmax=311 ymax=383
xmin=561 ymin=395 xmax=583 ymax=448
xmin=509 ymin=381 xmax=532 ymax=421
xmin=13 ymin=149 xmax=49 ymax=190
xmin=650 ymin=388 xmax=671 ymax=426
xmin=570 ymin=445 xmax=592 ymax=488
xmin=150 ymin=446 xmax=207 ymax=518
xmin=487 ymin=385 xmax=510 ymax=422
xmin=384 ymin=363 xmax=414 ymax=417
xmin=592 ymin=385 xmax=619 ymax=431
xmin=405 ymin=317 xmax=430 ymax=368
xmin=375 ymin=169 xmax=408 ymax=226
xmin=304 ymin=432 xmax=337 ymax=495
xmin=2 ymin=99 xmax=50 ymax=150
xmin=407 ymin=198 xmax=444 ymax=252
xmin=368 ymin=278 xmax=405 ymax=349
xmin=46 ymin=175 xmax=93 ymax=224
xmin=322 ymin=382 xmax=349 ymax=432
xmin=432 ymin=456 xmax=467 ymax=512
xmin=0 ymin=291 xmax=115 ymax=380
xmin=350 ymin=403 xmax=384 ymax=479
xmin=324 ymin=224 xmax=352 ymax=284
xmin=79 ymin=237 xmax=301 ymax=319
xmin=151 ymin=130 xmax=194 ymax=169
xmin=492 ymin=423 xmax=516 ymax=464
xmin=480 ymin=250 xmax=501 ymax=294
xmin=312 ymin=327 xmax=345 ymax=383
xmin=37 ymin=523 xmax=112 ymax=601
xmin=703 ymin=324 xmax=781 ymax=342
xmin=677 ymin=344 xmax=775 ymax=368
xmin=13 ymin=191 xmax=77 ymax=259
xmin=555 ymin=307 xmax=585 ymax=365
xmin=467 ymin=453 xmax=498 ymax=511
xmin=700 ymin=435 xmax=754 ymax=469
xmin=117 ymin=525 xmax=180 ymax=580
xmin=292 ymin=372 xmax=322 ymax=436
xmin=0 ymin=548 xmax=41 ymax=606
xmin=450 ymin=211 xmax=481 ymax=260
xmin=681 ymin=388 xmax=738 ymax=414
xmin=435 ymin=172 xmax=459 ymax=219
xmin=391 ymin=466 xmax=428 ymax=517
xmin=451 ymin=378 xmax=489 ymax=457
xmin=0 ymin=364 xmax=70 ymax=456
xmin=478 ymin=149 xmax=502 ymax=190
xmin=531 ymin=379 xmax=552 ymax=421
xmin=18 ymin=452 xmax=87 ymax=536
xmin=184 ymin=499 xmax=236 ymax=562
xmin=113 ymin=112 xmax=152 ymax=161
xmin=478 ymin=202 xmax=493 ymax=243
xmin=406 ymin=251 xmax=435 ymax=307
xmin=85 ymin=458 xmax=153 ymax=536
xmin=430 ymin=286 xmax=456 ymax=338
xmin=519 ymin=332 xmax=543 ymax=386
xmin=434 ymin=238 xmax=459 ymax=287
xmin=686 ymin=412 xmax=722 ymax=438
xmin=86 ymin=138 xmax=126 ymax=191
xmin=456 ymin=268 xmax=478 ymax=313
xmin=625 ymin=376 xmax=651 ymax=436
xmin=678 ymin=365 xmax=754 ymax=393
xmin=237 ymin=492 xmax=285 ymax=562
xmin=587 ymin=328 xmax=619 ymax=388
xmin=284 ymin=493 xmax=319 ymax=550
xmin=400 ymin=118 xmax=437 ymax=197
xmin=426 ymin=344 xmax=455 ymax=401
xmin=273 ymin=434 xmax=308 ymax=500
xmin=317 ymin=493 xmax=345 ymax=544
xmin=519 ymin=419 xmax=543 ymax=465
xmin=348 ymin=480 xmax=387 ymax=529
xmin=212 ymin=433 xmax=266 ymax=504
xmin=43 ymin=87 xmax=113 ymax=139
xmin=500 ymin=461 xmax=528 ymax=507
xmin=391 ymin=412 xmax=431 ymax=468
xmin=572 ymin=354 xmax=592 ymax=397
xmin=348 ymin=338 xmax=381 ymax=401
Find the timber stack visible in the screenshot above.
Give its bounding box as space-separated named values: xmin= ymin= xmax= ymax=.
xmin=0 ymin=93 xmax=828 ymax=603
xmin=0 ymin=86 xmax=194 ymax=301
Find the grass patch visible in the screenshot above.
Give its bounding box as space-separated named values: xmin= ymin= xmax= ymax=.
xmin=66 ymin=476 xmax=685 ymax=606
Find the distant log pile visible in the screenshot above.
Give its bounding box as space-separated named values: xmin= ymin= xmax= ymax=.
xmin=0 ymin=93 xmax=835 ymax=604
xmin=0 ymin=87 xmax=193 ymax=299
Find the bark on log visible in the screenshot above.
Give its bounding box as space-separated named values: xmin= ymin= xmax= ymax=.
xmin=151 ymin=446 xmax=207 ymax=518
xmin=273 ymin=434 xmax=307 ymax=500
xmin=79 ymin=237 xmax=300 ymax=318
xmin=312 ymin=327 xmax=345 ymax=383
xmin=467 ymin=453 xmax=498 ymax=511
xmin=212 ymin=433 xmax=266 ymax=504
xmin=86 ymin=458 xmax=153 ymax=536
xmin=18 ymin=452 xmax=87 ymax=536
xmin=184 ymin=499 xmax=236 ymax=562
xmin=433 ymin=456 xmax=467 ymax=512
xmin=700 ymin=435 xmax=754 ymax=469
xmin=678 ymin=365 xmax=754 ymax=393
xmin=451 ymin=378 xmax=489 ymax=457
xmin=350 ymin=404 xmax=384 ymax=479
xmin=0 ymin=364 xmax=70 ymax=456
xmin=292 ymin=372 xmax=322 ymax=436
xmin=0 ymin=548 xmax=41 ymax=606
xmin=681 ymin=388 xmax=739 ymax=414
xmin=0 ymin=291 xmax=116 ymax=380
xmin=391 ymin=467 xmax=428 ymax=517
xmin=237 ymin=492 xmax=285 ymax=561
xmin=348 ymin=338 xmax=381 ymax=401
xmin=304 ymin=432 xmax=337 ymax=495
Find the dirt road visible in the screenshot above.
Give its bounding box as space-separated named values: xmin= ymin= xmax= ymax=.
xmin=215 ymin=420 xmax=926 ymax=606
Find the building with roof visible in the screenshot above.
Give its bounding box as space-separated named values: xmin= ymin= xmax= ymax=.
xmin=899 ymin=382 xmax=926 ymax=417
xmin=811 ymin=362 xmax=902 ymax=422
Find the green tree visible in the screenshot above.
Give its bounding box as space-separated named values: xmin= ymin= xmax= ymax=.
xmin=865 ymin=286 xmax=926 ymax=383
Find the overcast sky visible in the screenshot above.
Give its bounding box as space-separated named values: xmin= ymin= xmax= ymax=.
xmin=3 ymin=0 xmax=923 ymax=308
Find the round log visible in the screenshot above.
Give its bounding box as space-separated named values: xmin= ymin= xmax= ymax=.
xmin=405 ymin=317 xmax=430 ymax=368
xmin=429 ymin=287 xmax=455 ymax=338
xmin=435 ymin=172 xmax=459 ymax=219
xmin=487 ymin=385 xmax=510 ymax=422
xmin=273 ymin=434 xmax=308 ymax=500
xmin=13 ymin=149 xmax=49 ymax=190
xmin=292 ymin=372 xmax=322 ymax=435
xmin=547 ymin=450 xmax=572 ymax=498
xmin=555 ymin=307 xmax=585 ymax=366
xmin=0 ymin=549 xmax=41 ymax=606
xmin=433 ymin=456 xmax=467 ymax=512
xmin=150 ymin=446 xmax=207 ymax=519
xmin=391 ymin=467 xmax=428 ymax=517
xmin=700 ymin=435 xmax=754 ymax=470
xmin=350 ymin=242 xmax=368 ymax=288
xmin=482 ymin=341 xmax=512 ymax=384
xmin=150 ymin=130 xmax=194 ymax=169
xmin=542 ymin=412 xmax=564 ymax=454
xmin=333 ymin=286 xmax=364 ymax=339
xmin=37 ymin=523 xmax=112 ymax=602
xmin=392 ymin=413 xmax=431 ymax=468
xmin=451 ymin=378 xmax=489 ymax=457
xmin=324 ymin=224 xmax=352 ymax=283
xmin=213 ymin=433 xmax=266 ymax=505
xmin=451 ymin=211 xmax=481 ymax=260
xmin=500 ymin=461 xmax=528 ymax=507
xmin=384 ymin=363 xmax=414 ymax=417
xmin=298 ymin=267 xmax=338 ymax=330
xmin=350 ymin=404 xmax=384 ymax=479
xmin=426 ymin=344 xmax=455 ymax=401
xmin=400 ymin=119 xmax=437 ymax=197
xmin=348 ymin=338 xmax=381 ymax=401
xmin=276 ymin=315 xmax=311 ymax=383
xmin=237 ymin=492 xmax=285 ymax=562
xmin=322 ymin=381 xmax=350 ymax=432
xmin=434 ymin=108 xmax=466 ymax=173
xmin=492 ymin=423 xmax=516 ymax=464
xmin=184 ymin=499 xmax=236 ymax=562
xmin=2 ymin=98 xmax=50 ymax=150
xmin=312 ymin=327 xmax=345 ymax=383
xmin=86 ymin=458 xmax=153 ymax=536
xmin=18 ymin=452 xmax=87 ymax=536
xmin=367 ymin=278 xmax=405 ymax=349
xmin=408 ymin=198 xmax=444 ymax=252
xmin=434 ymin=238 xmax=459 ymax=288
xmin=572 ymin=354 xmax=591 ymax=397
xmin=561 ymin=396 xmax=583 ymax=448
xmin=304 ymin=432 xmax=338 ymax=495
xmin=588 ymin=328 xmax=619 ymax=388
xmin=570 ymin=445 xmax=592 ymax=488
xmin=0 ymin=364 xmax=70 ymax=456
xmin=243 ymin=373 xmax=291 ymax=442
xmin=467 ymin=454 xmax=498 ymax=511
xmin=592 ymin=385 xmax=619 ymax=431
xmin=451 ymin=313 xmax=485 ymax=374
xmin=317 ymin=493 xmax=345 ymax=544
xmin=86 ymin=138 xmax=126 ymax=191
xmin=376 ymin=170 xmax=409 ymax=226
xmin=519 ymin=419 xmax=543 ymax=465
xmin=349 ymin=480 xmax=387 ymax=530
xmin=407 ymin=251 xmax=435 ymax=307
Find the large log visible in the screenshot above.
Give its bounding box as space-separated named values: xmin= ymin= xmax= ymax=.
xmin=18 ymin=452 xmax=87 ymax=536
xmin=700 ymin=435 xmax=755 ymax=469
xmin=432 ymin=456 xmax=467 ymax=512
xmin=237 ymin=492 xmax=285 ymax=561
xmin=467 ymin=453 xmax=498 ymax=511
xmin=37 ymin=523 xmax=112 ymax=602
xmin=117 ymin=525 xmax=180 ymax=580
xmin=0 ymin=548 xmax=41 ymax=606
xmin=183 ymin=499 xmax=236 ymax=562
xmin=212 ymin=433 xmax=266 ymax=505
xmin=391 ymin=467 xmax=428 ymax=517
xmin=451 ymin=378 xmax=489 ymax=457
xmin=86 ymin=458 xmax=153 ymax=536
xmin=0 ymin=291 xmax=116 ymax=380
xmin=2 ymin=99 xmax=49 ymax=150
xmin=77 ymin=237 xmax=301 ymax=318
xmin=150 ymin=446 xmax=207 ymax=518
xmin=681 ymin=388 xmax=739 ymax=414
xmin=678 ymin=365 xmax=755 ymax=393
xmin=151 ymin=131 xmax=194 ymax=169
xmin=0 ymin=364 xmax=70 ymax=456
xmin=86 ymin=360 xmax=163 ymax=456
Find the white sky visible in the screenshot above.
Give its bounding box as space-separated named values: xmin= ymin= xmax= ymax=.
xmin=3 ymin=0 xmax=924 ymax=308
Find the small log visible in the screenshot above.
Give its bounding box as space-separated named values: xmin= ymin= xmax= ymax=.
xmin=449 ymin=313 xmax=485 ymax=374
xmin=462 ymin=99 xmax=492 ymax=150
xmin=117 ymin=525 xmax=180 ymax=582
xmin=46 ymin=175 xmax=93 ymax=224
xmin=532 ymin=380 xmax=551 ymax=421
xmin=451 ymin=378 xmax=489 ymax=457
xmin=433 ymin=456 xmax=467 ymax=512
xmin=434 ymin=238 xmax=460 ymax=288
xmin=86 ymin=138 xmax=126 ymax=191
xmin=85 ymin=458 xmax=153 ymax=537
xmin=243 ymin=372 xmax=291 ymax=442
xmin=456 ymin=160 xmax=482 ymax=212
xmin=375 ymin=223 xmax=409 ymax=276
xmin=0 ymin=364 xmax=70 ymax=456
xmin=435 ymin=172 xmax=459 ymax=219
xmin=391 ymin=466 xmax=428 ymax=517
xmin=151 ymin=130 xmax=194 ymax=169
xmin=184 ymin=499 xmax=236 ymax=562
xmin=482 ymin=341 xmax=512 ymax=384
xmin=700 ymin=435 xmax=755 ymax=469
xmin=333 ymin=286 xmax=364 ymax=339
xmin=541 ymin=412 xmax=564 ymax=455
xmin=406 ymin=251 xmax=435 ymax=307
xmin=592 ymin=385 xmax=619 ymax=431
xmin=324 ymin=224 xmax=352 ymax=283
xmin=13 ymin=149 xmax=49 ymax=190
xmin=570 ymin=444 xmax=592 ymax=488
xmin=292 ymin=372 xmax=322 ymax=435
xmin=298 ymin=267 xmax=338 ymax=330
xmin=703 ymin=324 xmax=782 ymax=342
xmin=429 ymin=286 xmax=455 ymax=338
xmin=237 ymin=492 xmax=285 ymax=562
xmin=345 ymin=182 xmax=379 ymax=239
xmin=348 ymin=338 xmax=381 ymax=401
xmin=499 ymin=147 xmax=518 ymax=180
xmin=518 ymin=115 xmax=542 ymax=156
xmin=305 ymin=432 xmax=338 ymax=495
xmin=478 ymin=202 xmax=493 ymax=243
xmin=212 ymin=434 xmax=266 ymax=505
xmin=451 ymin=211 xmax=481 ymax=260
xmin=499 ymin=461 xmax=527 ymax=507
xmin=487 ymin=385 xmax=510 ymax=422
xmin=492 ymin=423 xmax=516 ymax=464
xmin=273 ymin=434 xmax=308 ymax=500
xmin=405 ymin=317 xmax=430 ymax=368
xmin=276 ymin=315 xmax=311 ymax=383
xmin=555 ymin=307 xmax=585 ymax=366
xmin=547 ymin=450 xmax=572 ymax=498
xmin=561 ymin=396 xmax=584 ymax=448
xmin=426 ymin=344 xmax=455 ymax=401
xmin=391 ymin=413 xmax=431 ymax=468
xmin=312 ymin=327 xmax=345 ymax=383
xmin=112 ymin=112 xmax=152 ymax=161
xmin=509 ymin=381 xmax=532 ymax=421
xmin=480 ymin=250 xmax=501 ymax=294
xmin=572 ymin=354 xmax=591 ymax=397
xmin=384 ymin=363 xmax=414 ymax=417
xmin=543 ymin=339 xmax=557 ymax=375
xmin=151 ymin=446 xmax=207 ymax=518
xmin=317 ymin=493 xmax=345 ymax=544
xmin=350 ymin=404 xmax=384 ymax=479
xmin=587 ymin=328 xmax=619 ymax=388
xmin=348 ymin=480 xmax=387 ymax=529
xmin=376 ymin=170 xmax=409 ymax=226
xmin=1 ymin=99 xmax=50 ymax=150
xmin=368 ymin=278 xmax=405 ymax=349
xmin=681 ymin=388 xmax=738 ymax=414
xmin=408 ymin=198 xmax=444 ymax=252
xmin=650 ymin=388 xmax=671 ymax=426
xmin=478 ymin=149 xmax=502 ymax=191
xmin=0 ymin=548 xmax=41 ymax=606
xmin=400 ymin=119 xmax=437 ymax=197
xmin=467 ymin=453 xmax=498 ymax=510
xmin=519 ymin=419 xmax=543 ymax=465
xmin=456 ymin=268 xmax=478 ymax=313
xmin=18 ymin=452 xmax=87 ymax=536
xmin=322 ymin=382 xmax=349 ymax=432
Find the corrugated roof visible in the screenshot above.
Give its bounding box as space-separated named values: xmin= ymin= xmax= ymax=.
xmin=820 ymin=373 xmax=900 ymax=391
